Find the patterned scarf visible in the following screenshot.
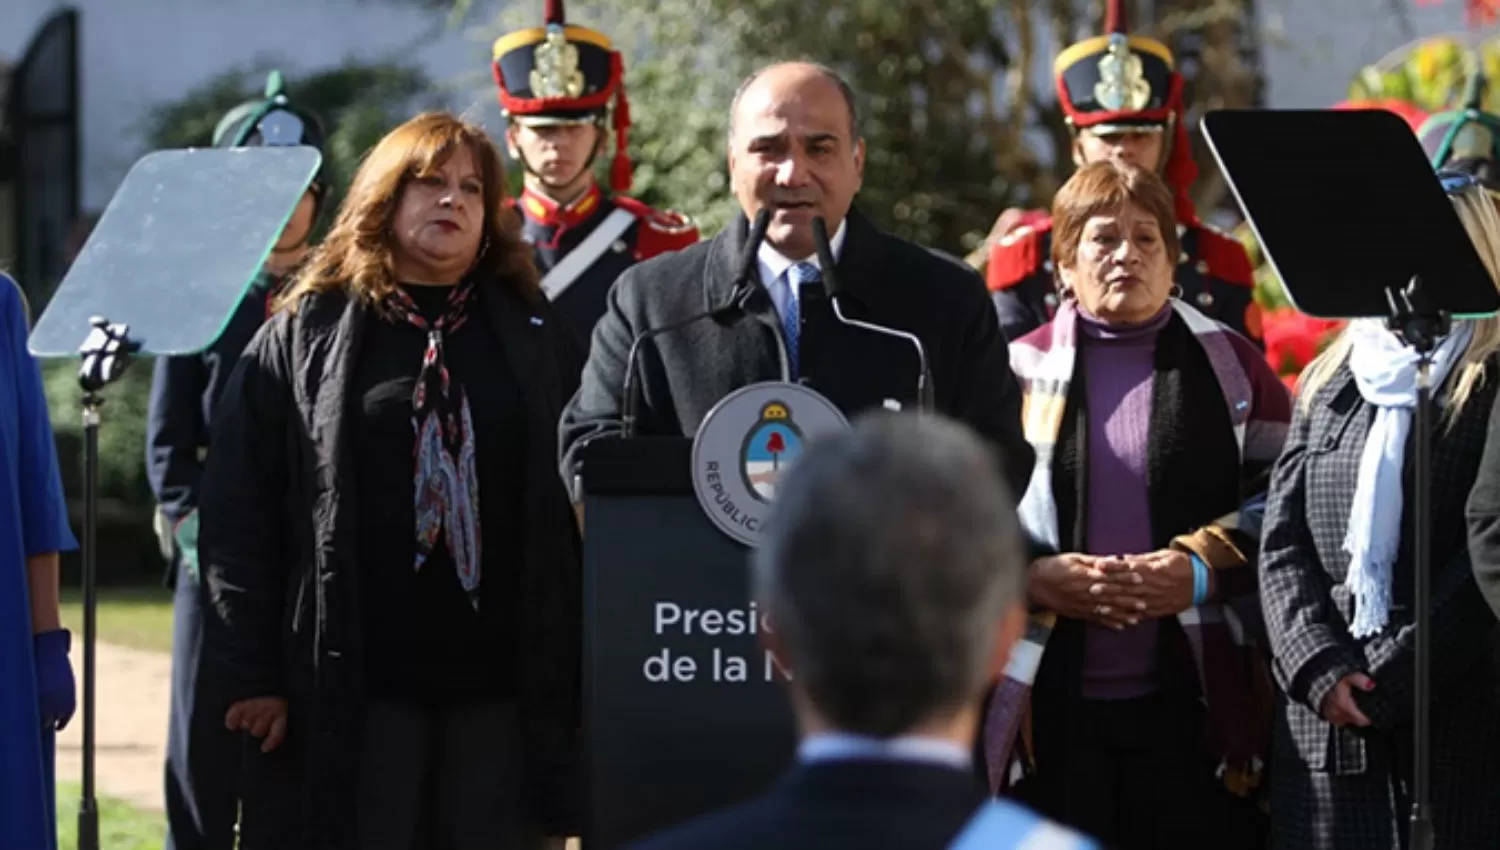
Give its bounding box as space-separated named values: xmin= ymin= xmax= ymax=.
xmin=384 ymin=282 xmax=483 ymax=611
xmin=986 ymin=298 xmax=1285 ymax=798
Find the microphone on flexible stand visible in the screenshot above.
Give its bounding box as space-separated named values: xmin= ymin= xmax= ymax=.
xmin=620 ymin=208 xmax=774 ymax=438
xmin=811 ymin=216 xmax=933 ymax=412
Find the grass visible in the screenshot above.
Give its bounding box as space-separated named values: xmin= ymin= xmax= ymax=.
xmin=54 ymin=781 xmax=165 ymax=850
xmin=58 ymin=584 xmax=175 ymax=654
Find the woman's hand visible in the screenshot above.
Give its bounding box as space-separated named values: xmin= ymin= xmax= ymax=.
xmin=1121 ymin=549 xmax=1197 ymax=618
xmin=1028 ymin=554 xmax=1144 ymax=629
xmin=1321 ymin=672 xmax=1375 ymax=728
xmin=226 ymin=696 xmax=289 ymax=753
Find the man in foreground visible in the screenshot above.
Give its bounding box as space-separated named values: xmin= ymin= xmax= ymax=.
xmin=625 ymin=413 xmax=1095 ymax=850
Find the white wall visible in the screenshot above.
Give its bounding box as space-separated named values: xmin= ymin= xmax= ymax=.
xmin=0 ymin=0 xmax=512 ymax=211
xmin=1258 ymin=0 xmax=1476 ymax=108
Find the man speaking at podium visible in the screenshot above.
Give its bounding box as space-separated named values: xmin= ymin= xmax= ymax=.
xmin=560 ymin=61 xmax=1033 ymax=495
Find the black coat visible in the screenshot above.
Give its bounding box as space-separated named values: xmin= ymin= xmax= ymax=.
xmin=145 ymin=273 xmax=278 ymax=527
xmin=559 ymin=208 xmax=1035 ymax=498
xmin=195 ymin=279 xmax=585 ymax=848
xmin=1467 ymin=379 xmax=1500 ymax=623
xmin=1260 ymin=357 xmax=1500 ymax=850
xmin=623 ymin=759 xmax=985 ymax=850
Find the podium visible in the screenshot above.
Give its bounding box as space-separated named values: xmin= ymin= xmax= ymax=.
xmin=579 ymin=436 xmax=797 ymax=848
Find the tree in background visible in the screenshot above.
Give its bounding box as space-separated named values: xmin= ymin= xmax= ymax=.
xmin=477 ymin=0 xmax=1264 ymax=252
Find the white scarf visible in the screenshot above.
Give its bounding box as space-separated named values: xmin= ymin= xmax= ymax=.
xmin=1343 ymin=319 xmax=1473 ymax=638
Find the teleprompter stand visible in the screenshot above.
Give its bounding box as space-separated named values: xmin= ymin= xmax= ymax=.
xmin=27 ymin=145 xmax=322 ymax=850
xmin=1385 ymin=277 xmax=1448 ymax=850
xmin=1202 ymin=108 xmax=1500 ymax=850
xmin=73 ymin=317 xmax=140 ymax=850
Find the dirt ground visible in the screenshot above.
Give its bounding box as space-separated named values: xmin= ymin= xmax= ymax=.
xmin=55 ymin=640 xmax=171 ymax=813
xmin=52 ymin=641 xmax=581 ymax=849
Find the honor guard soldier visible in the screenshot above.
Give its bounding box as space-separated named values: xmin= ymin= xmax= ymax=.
xmin=984 ymin=0 xmax=1261 ymax=347
xmin=146 ymin=70 xmax=329 ymax=850
xmin=492 ymin=0 xmax=699 ymax=344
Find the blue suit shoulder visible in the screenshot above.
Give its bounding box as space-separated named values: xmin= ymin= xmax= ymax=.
xmin=947 ymin=798 xmax=1100 ymax=850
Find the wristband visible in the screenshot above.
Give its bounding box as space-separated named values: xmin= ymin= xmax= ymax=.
xmin=1191 ymin=554 xmax=1210 ymax=606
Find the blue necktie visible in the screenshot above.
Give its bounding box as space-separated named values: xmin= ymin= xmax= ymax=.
xmin=782 ymin=262 xmax=819 ymax=379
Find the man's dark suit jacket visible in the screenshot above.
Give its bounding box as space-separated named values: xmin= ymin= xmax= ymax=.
xmin=623 ymin=759 xmax=985 ymax=850
xmin=558 ymin=207 xmax=1036 ymax=500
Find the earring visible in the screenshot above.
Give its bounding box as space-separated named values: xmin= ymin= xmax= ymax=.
xmin=1170 ymin=283 xmax=1184 ymax=300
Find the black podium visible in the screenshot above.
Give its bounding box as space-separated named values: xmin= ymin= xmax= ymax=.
xmin=580 ymin=436 xmax=797 ymax=849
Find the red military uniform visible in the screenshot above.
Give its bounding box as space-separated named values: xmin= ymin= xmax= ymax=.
xmin=503 ymin=184 xmax=697 ymax=340
xmin=492 ymin=0 xmax=699 ymax=342
xmin=985 ymin=0 xmax=1262 ymax=347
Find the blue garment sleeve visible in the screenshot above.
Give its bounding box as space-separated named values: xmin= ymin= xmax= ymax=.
xmin=4 ymin=281 xmax=77 ymax=556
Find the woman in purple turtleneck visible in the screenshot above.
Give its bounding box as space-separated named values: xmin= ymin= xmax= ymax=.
xmin=981 ymin=161 xmax=1291 ymax=850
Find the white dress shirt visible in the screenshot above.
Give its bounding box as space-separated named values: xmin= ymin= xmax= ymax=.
xmin=756 ymin=218 xmax=848 ymax=327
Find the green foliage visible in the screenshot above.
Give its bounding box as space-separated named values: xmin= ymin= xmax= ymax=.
xmin=59 ymin=584 xmax=177 ymax=653
xmin=1348 ymin=35 xmax=1500 ymax=114
xmin=56 ymin=781 xmax=166 ymax=850
xmin=42 ymin=359 xmax=155 ymax=506
xmin=134 ymin=60 xmax=442 ymax=238
xmin=1233 ymin=221 xmax=1290 ymax=310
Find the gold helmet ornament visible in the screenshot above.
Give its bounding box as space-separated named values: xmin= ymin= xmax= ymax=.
xmin=1053 ymin=0 xmax=1199 ymax=222
xmin=492 ymin=0 xmax=633 ymax=192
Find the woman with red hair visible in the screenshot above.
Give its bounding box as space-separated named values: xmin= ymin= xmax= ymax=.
xmin=197 ymin=111 xmax=583 ymax=850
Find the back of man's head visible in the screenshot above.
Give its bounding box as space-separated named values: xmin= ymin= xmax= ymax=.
xmin=752 ymin=412 xmax=1026 ymax=738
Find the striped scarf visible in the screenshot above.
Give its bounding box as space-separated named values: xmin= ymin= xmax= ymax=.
xmin=986 ymin=298 xmax=1283 ymax=798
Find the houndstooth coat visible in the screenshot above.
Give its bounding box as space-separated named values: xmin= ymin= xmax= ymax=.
xmin=1259 ymin=355 xmax=1500 ymax=850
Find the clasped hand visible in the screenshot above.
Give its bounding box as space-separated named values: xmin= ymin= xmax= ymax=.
xmin=1028 ymin=550 xmax=1196 ymax=629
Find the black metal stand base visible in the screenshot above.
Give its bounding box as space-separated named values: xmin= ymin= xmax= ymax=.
xmin=74 ymin=316 xmax=139 ymax=850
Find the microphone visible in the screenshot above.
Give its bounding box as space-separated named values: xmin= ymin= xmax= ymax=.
xmin=811 ymin=216 xmax=933 ymax=412
xmin=620 ymin=209 xmax=775 ymax=438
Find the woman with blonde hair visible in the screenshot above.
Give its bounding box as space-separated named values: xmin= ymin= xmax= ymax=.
xmin=196 ymin=111 xmax=584 ymax=849
xmin=1260 ymin=170 xmax=1500 ymax=849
